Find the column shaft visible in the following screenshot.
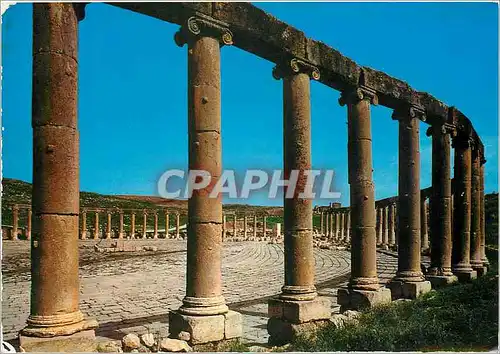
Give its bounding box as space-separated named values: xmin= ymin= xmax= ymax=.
xmin=382 ymin=206 xmax=389 ymax=246
xmin=420 ymin=198 xmax=429 ymax=249
xmin=12 ymin=205 xmax=19 ymax=240
xmin=118 ymin=212 xmax=124 ymax=239
xmin=253 ymin=215 xmax=257 ymax=238
xmin=153 ymin=212 xmax=158 ymax=239
xmin=388 ymin=204 xmax=396 ymax=246
xmin=480 ymin=162 xmax=489 ymax=267
xmin=94 ymin=212 xmax=99 ymax=239
xmin=176 ymin=213 xmax=180 ymax=239
xmin=131 ymin=213 xmax=136 ymax=238
xmin=106 ymin=212 xmax=112 ymax=239
xmin=142 ymin=212 xmax=147 ymax=239
xmin=165 ymin=212 xmax=170 ymax=238
xmin=27 ymin=209 xmax=33 ymax=240
xmin=470 ymin=150 xmax=482 ymax=270
xmin=376 ymin=208 xmax=383 ymax=245
xmin=263 ymin=216 xmax=267 ymax=238
xmin=81 ymin=211 xmax=87 ymax=240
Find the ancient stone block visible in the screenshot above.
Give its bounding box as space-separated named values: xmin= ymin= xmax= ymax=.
xmin=269 ymin=297 xmax=331 ymax=324
xmin=267 ymin=317 xmax=329 ymax=346
xmin=388 ymin=280 xmax=432 ymax=300
xmin=169 ymin=311 xmax=224 ymax=345
xmin=224 ymin=310 xmax=242 ymax=339
xmin=426 ymin=274 xmax=458 ymax=288
xmin=337 ymin=287 xmax=392 ymax=312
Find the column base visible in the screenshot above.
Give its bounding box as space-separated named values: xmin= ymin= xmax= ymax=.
xmin=337 ymin=286 xmax=392 ymax=312
xmin=387 ymin=280 xmax=432 ymax=300
xmin=19 ymin=329 xmax=97 ymax=352
xmin=426 ymin=274 xmax=458 ymax=288
xmin=471 ymin=264 xmax=488 ymax=277
xmin=168 ymin=310 xmax=242 ymax=345
xmin=452 ymin=268 xmax=477 ymax=282
xmin=267 ymin=317 xmax=329 ymax=346
xmin=268 ymin=296 xmax=331 ymax=324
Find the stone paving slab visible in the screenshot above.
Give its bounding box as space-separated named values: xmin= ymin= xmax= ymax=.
xmin=2 ymin=240 xmax=398 ymax=345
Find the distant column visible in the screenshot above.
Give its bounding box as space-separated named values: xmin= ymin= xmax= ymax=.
xmin=94 ymin=211 xmax=100 ymax=239
xmin=330 ymin=212 xmax=334 ymax=239
xmin=382 ymin=206 xmax=389 ymax=246
xmin=337 ymin=86 xmax=391 ymax=310
xmin=222 ymin=214 xmax=226 ymax=241
xmin=253 ymin=215 xmax=258 ymax=239
xmin=233 ymin=214 xmax=237 ymax=239
xmin=389 ymin=203 xmax=396 ymax=246
xmin=11 ymin=205 xmax=19 ymax=240
xmin=335 ymin=212 xmax=341 ymax=241
xmin=426 ymin=123 xmax=457 ymax=286
xmin=142 ymin=211 xmax=147 ymax=239
xmin=153 ymin=212 xmax=158 ymax=239
xmin=130 ymin=213 xmax=136 ymax=239
xmin=244 ymin=215 xmax=248 ymax=240
xmin=470 ymin=146 xmax=485 ymax=275
xmin=346 ymin=210 xmax=351 ymax=243
xmin=263 ymin=215 xmax=267 ymax=238
xmin=106 ymin=212 xmax=112 ymax=239
xmin=26 ymin=208 xmax=32 ymax=240
xmin=376 ymin=208 xmax=383 ymax=245
xmin=320 ymin=212 xmax=324 ymax=236
xmin=480 ymin=157 xmax=489 ymax=270
xmin=81 ymin=209 xmax=87 ymax=240
xmin=340 ymin=212 xmax=345 ymax=241
xmin=420 ymin=196 xmax=429 ymax=250
xmin=165 ymin=211 xmax=170 ymax=239
xmin=118 ymin=211 xmax=124 ymax=239
xmin=176 ymin=213 xmax=180 ymax=239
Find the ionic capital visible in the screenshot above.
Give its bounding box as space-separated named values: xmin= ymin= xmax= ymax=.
xmin=272 ymin=58 xmax=320 ymax=80
xmin=425 ymin=122 xmax=456 ymax=138
xmin=338 ymin=86 xmax=378 ymax=106
xmin=392 ymin=104 xmax=426 ymax=122
xmin=174 ymin=14 xmax=233 ymax=47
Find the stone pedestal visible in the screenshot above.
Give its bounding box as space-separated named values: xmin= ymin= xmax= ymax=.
xmin=337 ymin=287 xmax=391 ymax=312
xmin=387 ymin=280 xmax=432 ymax=300
xmin=426 ymin=274 xmax=458 ymax=288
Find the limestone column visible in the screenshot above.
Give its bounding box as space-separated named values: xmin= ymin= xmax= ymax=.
xmin=268 ymin=59 xmax=329 ymax=345
xmin=81 ymin=209 xmax=87 ymax=240
xmin=330 ymin=212 xmax=334 ymax=239
xmin=130 ymin=213 xmax=136 ymax=239
xmin=388 ymin=203 xmax=396 ymax=246
xmin=11 ymin=205 xmax=19 ymax=240
xmin=337 ymin=86 xmax=391 ymax=311
xmin=244 ymin=215 xmax=248 ymax=240
xmin=470 ymin=147 xmax=485 ymax=275
xmin=450 ymin=134 xmax=476 ymax=281
xmin=320 ymin=212 xmax=324 ymax=236
xmin=346 ymin=210 xmax=351 ymax=243
xmin=420 ymin=196 xmax=429 ymax=250
xmin=165 ymin=211 xmax=170 ymax=239
xmin=106 ymin=212 xmax=112 ymax=239
xmin=170 ymin=19 xmax=241 ymax=345
xmin=142 ymin=211 xmax=147 ymax=239
xmin=27 ymin=209 xmax=32 ymax=240
xmin=176 ymin=213 xmax=180 ymax=239
xmin=222 ymin=214 xmax=226 ymax=241
xmin=340 ymin=212 xmax=345 ymax=241
xmin=118 ymin=211 xmax=124 ymax=239
xmin=426 ymin=123 xmax=457 ymax=286
xmin=153 ymin=212 xmax=158 ymax=239
xmin=480 ymin=157 xmax=489 ymax=271
xmin=93 ymin=211 xmax=99 ymax=239
xmin=21 ymin=3 xmax=97 ymax=344
xmin=376 ymin=208 xmax=383 ymax=245
xmin=382 ymin=206 xmax=389 ymax=246
xmin=389 ymin=106 xmax=430 ymax=299
xmin=335 ymin=212 xmax=341 ymax=241
xmin=263 ymin=215 xmax=267 ymax=238
xmin=253 ymin=215 xmax=258 ymax=239
xmin=233 ymin=214 xmax=237 ymax=239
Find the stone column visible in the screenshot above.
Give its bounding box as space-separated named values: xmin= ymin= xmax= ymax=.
xmin=222 ymin=214 xmax=226 ymax=241
xmin=20 ymin=4 xmax=97 ymax=345
xmin=165 ymin=211 xmax=170 ymax=239
xmin=93 ymin=212 xmax=99 ymax=239
xmin=450 ymin=134 xmax=476 ymax=281
xmin=142 ymin=211 xmax=147 ymax=239
xmin=263 ymin=215 xmax=267 ymax=239
xmin=175 ymin=213 xmax=180 ymax=239
xmin=470 ymin=147 xmax=485 ymax=275
xmin=11 ymin=205 xmax=19 ymax=240
xmin=337 ymin=86 xmax=391 ymax=311
xmin=389 ymin=106 xmax=430 ymax=299
xmin=130 ymin=213 xmax=136 ymax=239
xmin=106 ymin=212 xmax=112 ymax=239
xmin=253 ymin=215 xmax=258 ymax=239
xmin=376 ymin=208 xmax=383 ymax=245
xmin=388 ymin=203 xmax=396 ymax=246
xmin=243 ymin=215 xmax=248 ymax=240
xmin=426 ymin=123 xmax=458 ymax=286
xmin=153 ymin=212 xmax=158 ymax=239
xmin=118 ymin=211 xmax=124 ymax=239
xmin=420 ymin=196 xmax=429 ymax=250
xmin=324 ymin=212 xmax=329 ymax=238
xmin=335 ymin=212 xmax=341 ymax=241
xmin=169 ymin=20 xmax=241 ymax=345
xmin=480 ymin=158 xmax=489 ymax=271
xmin=267 ymin=59 xmax=329 ymax=345
xmin=340 ymin=212 xmax=345 ymax=241
xmin=320 ymin=212 xmax=324 ymax=236
xmin=233 ymin=214 xmax=237 ymax=239
xmin=330 ymin=212 xmax=334 ymax=239
xmin=345 ymin=210 xmax=351 ymax=243
xmin=382 ymin=206 xmax=389 ymax=247
xmin=81 ymin=209 xmax=87 ymax=240
xmin=27 ymin=209 xmax=33 ymax=240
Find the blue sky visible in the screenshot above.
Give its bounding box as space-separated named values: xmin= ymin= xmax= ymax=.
xmin=2 ymin=2 xmax=498 ymax=207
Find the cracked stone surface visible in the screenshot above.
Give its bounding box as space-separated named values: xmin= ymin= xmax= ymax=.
xmin=2 ymin=240 xmax=404 ymax=345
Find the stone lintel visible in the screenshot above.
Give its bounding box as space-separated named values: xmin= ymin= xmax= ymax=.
xmin=426 ymin=274 xmax=458 ymax=288
xmin=268 ymin=296 xmax=331 ymax=324
xmin=387 ymin=279 xmax=432 ymax=300
xmin=337 ymin=286 xmax=392 ymax=312
xmin=168 ymin=310 xmax=242 ymax=345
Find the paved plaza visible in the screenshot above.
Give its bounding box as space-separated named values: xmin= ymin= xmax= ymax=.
xmin=2 ymin=240 xmax=401 ymax=345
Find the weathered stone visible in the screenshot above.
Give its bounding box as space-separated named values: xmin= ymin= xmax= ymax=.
xmin=97 ymin=340 xmax=123 ymax=353
xmin=177 ymin=331 xmax=190 ymax=342
xmin=329 ymin=314 xmax=348 ymax=329
xmin=141 ymin=333 xmax=155 ymax=348
xmin=388 ymin=280 xmax=432 ymax=300
xmin=122 ymin=333 xmax=141 ymax=351
xmin=426 ymin=274 xmax=458 ymax=288
xmin=337 ymin=287 xmax=392 ymax=312
xmin=159 ymin=338 xmax=191 ymax=352
xmin=267 ymin=317 xmax=329 ymax=346
xmin=268 ymin=297 xmax=331 ymax=324
xmin=224 ymin=310 xmax=242 ymax=339
xmin=169 ymin=311 xmax=224 ymax=345
xmin=342 ymin=310 xmax=361 ymax=321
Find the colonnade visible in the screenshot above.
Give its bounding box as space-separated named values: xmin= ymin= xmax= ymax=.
xmin=19 ymin=3 xmax=489 ymax=349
